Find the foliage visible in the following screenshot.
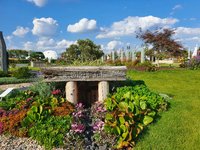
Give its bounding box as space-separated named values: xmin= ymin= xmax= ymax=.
xmin=104 ymin=85 xmax=168 ymax=149
xmin=30 ymin=52 xmax=45 ymax=61
xmin=0 ymin=77 xmax=36 ymax=85
xmin=0 ymin=82 xmax=74 ymax=149
xmin=137 ymin=28 xmax=183 ymax=60
xmin=61 ymin=39 xmax=104 ymax=64
xmin=187 ymin=58 xmax=200 ymax=70
xmin=28 ymin=116 xmax=72 ymax=149
xmin=127 ymin=69 xmax=200 ymax=150
xmin=0 ymin=70 xmax=9 ymax=77
xmin=12 ymin=67 xmax=33 ymax=79
xmin=8 ymin=49 xmax=29 ymax=59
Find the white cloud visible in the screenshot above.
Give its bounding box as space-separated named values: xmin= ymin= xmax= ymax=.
xmin=23 ymin=41 xmax=35 ymax=50
xmin=96 ymin=16 xmax=178 ymax=39
xmin=27 ymin=0 xmax=47 ymax=7
xmin=106 ymin=40 xmax=123 ymax=50
xmin=5 ymin=35 xmax=13 ymax=41
xmin=22 ymin=38 xmax=76 ymax=53
xmin=13 ymin=26 xmax=29 ymax=37
xmin=32 ymin=17 xmax=58 ymax=37
xmin=67 ymin=18 xmax=97 ymax=33
xmin=36 ymin=38 xmax=56 ymax=50
xmin=56 ymin=39 xmax=76 ymax=49
xmin=172 ymin=4 xmax=182 ymax=10
xmin=175 ymin=27 xmax=200 ymax=35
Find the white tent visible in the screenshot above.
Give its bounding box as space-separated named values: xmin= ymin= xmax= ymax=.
xmin=43 ymin=50 xmax=58 ymax=60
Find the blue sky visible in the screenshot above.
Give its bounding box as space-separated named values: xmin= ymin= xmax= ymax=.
xmin=1 ymin=0 xmax=200 ymax=54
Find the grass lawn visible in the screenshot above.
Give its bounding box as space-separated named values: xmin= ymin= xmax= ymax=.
xmin=127 ymin=69 xmax=200 ymax=150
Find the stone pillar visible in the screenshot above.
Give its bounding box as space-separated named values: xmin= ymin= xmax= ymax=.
xmin=0 ymin=31 xmax=8 ymax=73
xmin=98 ymin=81 xmax=109 ymax=102
xmin=132 ymin=50 xmax=136 ymax=62
xmin=120 ymin=50 xmax=124 ymax=62
xmin=66 ymin=81 xmax=78 ymax=104
xmin=141 ymin=48 xmax=145 ymax=63
xmin=112 ymin=51 xmax=115 ymax=62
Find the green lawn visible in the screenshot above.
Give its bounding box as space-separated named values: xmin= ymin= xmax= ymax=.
xmin=127 ymin=69 xmax=200 ymax=150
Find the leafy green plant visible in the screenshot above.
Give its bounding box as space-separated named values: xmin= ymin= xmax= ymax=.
xmin=104 ymin=85 xmax=168 ymax=149
xmin=12 ymin=67 xmax=33 ymax=79
xmin=28 ymin=115 xmax=72 ymax=149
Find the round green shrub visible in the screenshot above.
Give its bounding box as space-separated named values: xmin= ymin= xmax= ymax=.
xmin=12 ymin=67 xmax=32 ymax=79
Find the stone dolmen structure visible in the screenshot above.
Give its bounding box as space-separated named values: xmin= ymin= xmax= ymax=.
xmin=0 ymin=31 xmax=8 ymax=73
xmin=42 ymin=66 xmax=127 ymax=106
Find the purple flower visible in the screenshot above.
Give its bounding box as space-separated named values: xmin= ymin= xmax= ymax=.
xmin=71 ymin=123 xmax=85 ymax=133
xmin=75 ymin=103 xmax=84 ymax=109
xmin=72 ymin=110 xmax=83 ymax=118
xmin=0 ymin=122 xmax=3 ymax=134
xmin=93 ymin=121 xmax=105 ymax=133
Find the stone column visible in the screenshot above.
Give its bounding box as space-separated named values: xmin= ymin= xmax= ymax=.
xmin=141 ymin=48 xmax=145 ymax=63
xmin=66 ymin=81 xmax=78 ymax=104
xmin=0 ymin=31 xmax=8 ymax=73
xmin=98 ymin=81 xmax=109 ymax=102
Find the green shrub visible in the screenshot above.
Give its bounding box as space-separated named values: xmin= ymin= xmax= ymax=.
xmin=12 ymin=67 xmax=32 ymax=79
xmin=28 ymin=116 xmax=72 ymax=149
xmin=0 ymin=77 xmax=36 ymax=85
xmin=104 ymin=85 xmax=168 ymax=149
xmin=0 ymin=70 xmax=8 ymax=77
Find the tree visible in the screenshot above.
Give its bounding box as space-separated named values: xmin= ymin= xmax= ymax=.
xmin=30 ymin=52 xmax=45 ymax=61
xmin=8 ymin=49 xmax=29 ymax=59
xmin=61 ymin=39 xmax=104 ymax=63
xmin=137 ymin=28 xmax=183 ymax=60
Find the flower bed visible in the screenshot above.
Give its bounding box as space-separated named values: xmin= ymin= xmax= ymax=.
xmin=0 ymin=82 xmax=169 ymax=149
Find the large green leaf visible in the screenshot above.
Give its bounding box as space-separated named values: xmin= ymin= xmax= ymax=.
xmin=119 ymin=116 xmax=125 ymax=124
xmin=31 ymin=106 xmax=38 ymax=113
xmin=118 ymin=102 xmax=128 ymax=112
xmin=128 ymin=102 xmax=135 ymax=112
xmin=140 ymin=101 xmax=147 ymax=110
xmin=105 ymin=113 xmax=113 ymax=120
xmin=143 ymin=116 xmax=153 ymax=125
xmin=123 ymin=91 xmax=131 ymax=99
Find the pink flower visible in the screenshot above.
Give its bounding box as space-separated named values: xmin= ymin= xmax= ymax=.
xmin=51 ymin=89 xmax=61 ymax=95
xmin=71 ymin=123 xmax=85 ymax=133
xmin=93 ymin=121 xmax=105 ymax=133
xmin=75 ymin=103 xmax=84 ymax=109
xmin=26 ymin=98 xmax=32 ymax=103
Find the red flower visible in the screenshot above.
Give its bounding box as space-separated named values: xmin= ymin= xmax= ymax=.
xmin=51 ymin=89 xmax=61 ymax=95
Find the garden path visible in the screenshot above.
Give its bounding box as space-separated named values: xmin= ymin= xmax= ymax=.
xmin=0 ymin=83 xmax=33 ymax=91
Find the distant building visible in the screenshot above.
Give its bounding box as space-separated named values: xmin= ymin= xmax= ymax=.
xmin=43 ymin=50 xmax=58 ymax=62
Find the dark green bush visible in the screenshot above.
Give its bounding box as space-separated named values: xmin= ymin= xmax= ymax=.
xmin=0 ymin=70 xmax=8 ymax=77
xmin=12 ymin=67 xmax=32 ymax=79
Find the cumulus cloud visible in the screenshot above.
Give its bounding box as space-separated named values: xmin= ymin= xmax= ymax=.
xmin=175 ymin=27 xmax=200 ymax=35
xmin=67 ymin=18 xmax=97 ymax=33
xmin=32 ymin=17 xmax=58 ymax=37
xmin=96 ymin=16 xmax=178 ymax=39
xmin=56 ymin=39 xmax=76 ymax=49
xmin=106 ymin=40 xmax=123 ymax=50
xmin=13 ymin=26 xmax=29 ymax=37
xmin=27 ymin=0 xmax=47 ymax=7
xmin=23 ymin=41 xmax=35 ymax=50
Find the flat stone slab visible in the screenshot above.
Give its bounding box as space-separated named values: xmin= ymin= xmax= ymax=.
xmin=41 ymin=66 xmax=127 ymax=82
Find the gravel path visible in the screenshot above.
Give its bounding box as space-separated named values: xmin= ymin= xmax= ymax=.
xmin=0 ymin=134 xmax=44 ymax=150
xmin=0 ymin=83 xmax=34 ymax=91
